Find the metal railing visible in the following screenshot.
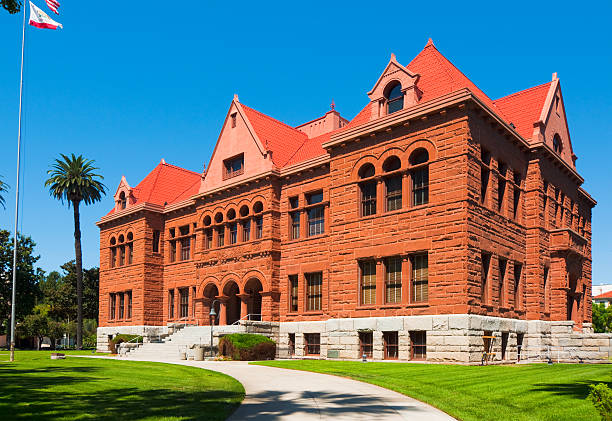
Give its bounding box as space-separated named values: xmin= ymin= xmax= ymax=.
xmin=231 ymin=314 xmax=262 ymax=325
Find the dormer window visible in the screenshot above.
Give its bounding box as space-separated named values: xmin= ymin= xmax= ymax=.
xmin=385 ymin=82 xmax=403 ymax=114
xmin=223 ymin=154 xmax=244 ymax=180
xmin=119 ymin=191 xmax=127 ymax=210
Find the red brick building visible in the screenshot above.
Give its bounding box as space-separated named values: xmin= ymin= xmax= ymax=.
xmin=97 ymin=40 xmax=605 ymax=362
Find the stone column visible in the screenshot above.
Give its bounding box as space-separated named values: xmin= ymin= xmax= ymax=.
xmin=237 ymin=294 xmax=249 ymax=320
xmin=402 ymin=172 xmax=410 ymax=209
xmin=402 ymin=256 xmax=411 ymax=304
xmin=376 ymin=259 xmax=384 ymax=305
xmin=376 ymin=178 xmax=385 ymax=214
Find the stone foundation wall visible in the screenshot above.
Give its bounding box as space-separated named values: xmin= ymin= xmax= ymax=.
xmin=96 ymin=325 xmax=167 ymax=352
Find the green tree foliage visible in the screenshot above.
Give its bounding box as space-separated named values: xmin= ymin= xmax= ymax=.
xmin=0 ymin=229 xmax=43 ymax=335
xmin=592 ymin=303 xmax=612 ymax=333
xmin=39 ymin=261 xmax=99 ymax=322
xmin=588 ymin=383 xmax=612 ymax=421
xmin=1 ymin=0 xmax=21 ymax=14
xmin=45 ymin=154 xmax=106 ymax=349
xmin=0 ymin=175 xmax=8 ymax=209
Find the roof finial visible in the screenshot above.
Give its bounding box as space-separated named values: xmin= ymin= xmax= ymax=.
xmin=390 ymin=52 xmax=396 ymax=61
xmin=552 ymin=72 xmax=558 ymax=81
xmin=426 ymin=38 xmax=434 ymax=48
xmin=330 ymin=99 xmax=335 ymax=111
xmin=233 ymin=93 xmax=239 ymax=102
xmin=160 ymin=158 xmax=166 ymax=165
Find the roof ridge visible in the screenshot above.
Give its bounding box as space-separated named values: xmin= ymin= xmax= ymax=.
xmin=494 ymin=81 xmax=552 ymax=102
xmin=241 ymin=103 xmax=307 ymax=137
xmin=144 ymin=164 xmax=163 ymax=203
xmin=161 ymin=162 xmax=200 ymax=176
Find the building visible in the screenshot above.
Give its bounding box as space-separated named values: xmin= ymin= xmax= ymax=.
xmin=593 ymin=291 xmax=612 ymax=308
xmin=97 ymin=40 xmax=609 ymax=363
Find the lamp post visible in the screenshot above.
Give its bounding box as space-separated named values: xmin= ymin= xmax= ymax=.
xmin=209 ymin=300 xmax=220 ymax=358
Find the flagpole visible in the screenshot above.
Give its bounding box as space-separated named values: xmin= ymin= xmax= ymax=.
xmin=9 ymin=1 xmax=28 ymax=363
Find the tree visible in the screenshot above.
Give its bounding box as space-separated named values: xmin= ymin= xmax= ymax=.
xmin=45 ymin=154 xmax=106 ymax=349
xmin=0 ymin=175 xmax=8 ymax=209
xmin=0 ymin=230 xmax=42 ymax=336
xmin=1 ymin=0 xmax=21 ymax=14
xmin=592 ymin=303 xmax=612 ymax=333
xmin=18 ymin=304 xmax=50 ymax=350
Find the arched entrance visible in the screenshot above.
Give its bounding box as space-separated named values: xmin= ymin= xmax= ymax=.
xmin=223 ymin=281 xmax=241 ymax=325
xmin=203 ymin=284 xmax=220 ymax=325
xmin=244 ymin=278 xmax=263 ymax=321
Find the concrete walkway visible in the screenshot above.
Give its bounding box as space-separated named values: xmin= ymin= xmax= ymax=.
xmin=113 ymin=356 xmax=455 ymax=420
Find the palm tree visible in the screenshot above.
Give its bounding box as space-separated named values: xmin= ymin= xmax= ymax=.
xmin=0 ymin=175 xmax=8 ymax=209
xmin=45 ymin=154 xmax=106 ymax=349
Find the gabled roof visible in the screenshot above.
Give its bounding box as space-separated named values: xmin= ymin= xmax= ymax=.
xmin=494 ymin=82 xmax=552 ymax=139
xmin=106 ymin=161 xmax=200 ymax=215
xmin=241 ymin=104 xmax=308 ymax=168
xmin=594 ymin=291 xmax=612 ymax=300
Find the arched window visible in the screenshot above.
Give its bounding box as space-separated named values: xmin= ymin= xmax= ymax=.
xmin=409 ymin=148 xmax=429 ymax=206
xmin=214 ymin=212 xmax=223 ymax=224
xmin=359 ymin=163 xmax=376 ymax=216
xmin=203 ymin=215 xmax=212 ymax=226
xmin=385 ymin=82 xmax=403 ymax=114
xmin=239 ymin=205 xmax=249 ymax=218
xmin=118 ymin=234 xmax=125 ymax=243
xmin=383 ymin=156 xmax=402 ymax=211
xmin=119 ymin=192 xmax=127 ymax=210
xmin=253 ymin=201 xmax=263 ymax=214
xmin=553 ymin=134 xmax=563 ymax=154
xmin=109 ymin=237 xmax=117 ymax=268
xmin=227 ymin=208 xmax=236 ymax=220
xmin=110 ymin=237 xmax=116 ymax=246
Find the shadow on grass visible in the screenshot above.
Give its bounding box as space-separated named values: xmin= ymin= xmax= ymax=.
xmin=531 ymin=380 xmax=612 ymax=400
xmin=0 ymin=365 xmax=242 ymax=421
xmin=230 ymin=388 xmax=431 ymax=420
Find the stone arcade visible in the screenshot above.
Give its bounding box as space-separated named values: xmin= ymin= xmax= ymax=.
xmin=97 ymin=40 xmax=609 ymax=363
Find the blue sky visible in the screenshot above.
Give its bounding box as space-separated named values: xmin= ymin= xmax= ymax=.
xmin=0 ymin=1 xmax=610 ymax=282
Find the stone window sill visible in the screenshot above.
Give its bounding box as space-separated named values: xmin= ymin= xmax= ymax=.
xmin=356 ymin=204 xmax=429 ymax=223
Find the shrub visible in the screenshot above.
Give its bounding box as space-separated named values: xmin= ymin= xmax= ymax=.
xmin=588 ymin=383 xmax=612 ymax=421
xmin=83 ymin=333 xmax=97 ymax=349
xmin=109 ymin=334 xmax=142 ymax=354
xmin=218 ymin=333 xmax=276 ymax=361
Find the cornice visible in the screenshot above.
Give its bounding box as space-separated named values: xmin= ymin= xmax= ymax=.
xmin=96 ymin=203 xmax=164 ymax=226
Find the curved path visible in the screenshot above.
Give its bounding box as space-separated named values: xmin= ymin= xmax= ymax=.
xmin=123 ymin=357 xmax=455 ymax=420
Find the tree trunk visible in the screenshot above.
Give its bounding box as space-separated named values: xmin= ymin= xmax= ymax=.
xmin=73 ymin=200 xmax=83 ymax=350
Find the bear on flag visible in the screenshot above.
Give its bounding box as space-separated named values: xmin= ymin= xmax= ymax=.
xmin=29 ymin=1 xmax=63 ymax=30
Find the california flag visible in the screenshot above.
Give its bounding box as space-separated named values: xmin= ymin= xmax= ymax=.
xmin=29 ymin=1 xmax=63 ymax=30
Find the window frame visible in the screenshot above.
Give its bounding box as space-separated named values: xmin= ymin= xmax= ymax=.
xmin=359 ymin=331 xmax=373 ymax=358
xmin=411 ymin=253 xmax=428 ymax=303
xmin=305 ymin=272 xmax=323 ymax=312
xmin=385 ymin=256 xmax=402 ymax=304
xmin=223 ymin=153 xmax=244 ymax=180
xmin=360 ymin=260 xmax=377 ymax=306
xmin=360 ymin=180 xmax=377 ymax=217
xmin=304 ymin=333 xmax=321 ymax=355
xmin=410 ymin=331 xmax=427 ymax=360
xmin=383 ymin=331 xmax=399 ymax=360
xmin=289 ymin=275 xmax=299 ymax=312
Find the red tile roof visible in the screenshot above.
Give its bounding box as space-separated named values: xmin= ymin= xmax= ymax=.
xmin=493 ymin=82 xmax=552 ymax=139
xmin=594 ymin=291 xmax=612 ymax=299
xmin=107 ymin=161 xmax=200 ymax=215
xmin=241 ymin=104 xmax=308 ymax=168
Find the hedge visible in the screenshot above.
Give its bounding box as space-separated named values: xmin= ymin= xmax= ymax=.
xmin=109 ymin=334 xmax=143 ymax=354
xmin=218 ymin=333 xmax=276 ymax=361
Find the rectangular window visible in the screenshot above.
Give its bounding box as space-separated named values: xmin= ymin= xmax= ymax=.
xmin=170 ymin=241 xmax=176 ymax=262
xmin=205 ymin=229 xmax=213 ymax=249
xmin=290 ymin=211 xmax=300 ymax=240
xmin=306 ymin=191 xmax=323 ymax=205
xmin=289 ymin=196 xmax=299 ymax=209
xmin=412 ymin=166 xmax=429 ymax=206
xmin=360 ymin=260 xmax=376 ymax=305
xmin=230 ymin=112 xmax=237 ymax=128
xmin=153 ymin=230 xmax=160 ymax=253
xmin=119 ymin=293 xmax=125 ymax=319
xmin=514 ymin=262 xmax=523 ymax=309
xmin=109 ymin=293 xmax=116 ymax=320
xmin=481 ymin=253 xmax=491 ymax=304
xmin=360 ymin=181 xmax=377 ymax=216
xmin=307 ymin=206 xmax=324 ymax=236
xmin=127 ymin=243 xmax=133 ymax=265
xmin=110 ymin=248 xmax=116 ymax=268
xmin=306 ymin=272 xmax=323 ymax=311
xmin=410 ymin=331 xmax=427 ymax=360
xmin=223 ymin=153 xmax=244 ymax=179
xmin=242 ymin=221 xmax=250 ymax=242
xmin=359 ymin=331 xmax=373 ymax=358
xmin=385 ymin=176 xmax=402 ymax=211
xmin=411 ymin=254 xmax=428 ymax=303
xmin=383 ymin=331 xmax=399 ymax=360
xmin=168 ymin=289 xmax=175 ymax=319
xmin=288 ymin=333 xmax=295 ymax=356
xmin=169 ymin=228 xmax=176 ymax=238
xmin=217 ymin=227 xmax=225 ymax=247
xmin=304 ymin=333 xmax=320 ymax=355
xmin=499 ymin=258 xmax=507 ymax=307
xmin=179 ymin=288 xmax=189 ymax=318
xmin=543 ymin=266 xmax=550 ymax=313
xmin=180 ymin=237 xmax=191 ymax=260
xmin=119 ymin=245 xmax=125 ymax=266
xmin=127 ymin=291 xmax=132 ymax=319
xmin=192 ymin=286 xmax=196 ymax=317
xmin=179 ymin=225 xmax=189 ymax=236
xmin=229 ymin=223 xmax=237 ymax=245
xmin=385 ymin=256 xmax=402 ymax=304
xmin=255 ymin=217 xmax=263 ymax=239
xmin=289 ymin=275 xmax=299 ymax=312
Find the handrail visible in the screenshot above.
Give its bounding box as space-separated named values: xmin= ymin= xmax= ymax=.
xmin=231 ymin=314 xmax=262 ymax=325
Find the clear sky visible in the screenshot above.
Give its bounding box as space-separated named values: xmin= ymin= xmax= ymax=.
xmin=0 ymin=1 xmax=610 ymax=282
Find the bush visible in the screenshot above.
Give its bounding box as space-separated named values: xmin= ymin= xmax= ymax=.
xmin=588 ymin=383 xmax=612 ymax=421
xmin=218 ymin=333 xmax=276 ymax=361
xmin=83 ymin=333 xmax=97 ymax=349
xmin=109 ymin=334 xmax=142 ymax=354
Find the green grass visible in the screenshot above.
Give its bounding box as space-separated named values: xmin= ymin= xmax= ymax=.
xmin=254 ymin=360 xmax=612 ymax=421
xmin=0 ymin=351 xmax=244 ymax=420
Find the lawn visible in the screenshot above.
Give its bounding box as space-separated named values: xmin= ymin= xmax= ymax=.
xmin=0 ymin=351 xmax=244 ymax=420
xmin=254 ymin=360 xmax=611 ymax=421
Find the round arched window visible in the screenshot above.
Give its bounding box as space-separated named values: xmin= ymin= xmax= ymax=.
xmin=553 ymin=134 xmax=563 ymax=154
xmin=409 ymin=148 xmax=429 ymax=166
xmin=385 ymin=82 xmax=403 ymax=114
xmin=253 ymin=201 xmax=263 ymax=214
xmin=227 ymin=208 xmax=236 ymax=220
xmin=110 ymin=237 xmax=116 ymax=246
xmin=214 ymin=212 xmax=223 ymax=224
xmin=382 ymin=156 xmax=401 ymax=172
xmin=118 ymin=234 xmax=125 ymax=243
xmin=127 ymin=232 xmax=133 ymax=242
xmin=119 ymin=191 xmax=127 ymax=210
xmin=239 ymin=205 xmax=249 ymax=217
xmin=358 ymin=163 xmax=375 ymax=179
xmin=203 ymin=215 xmax=212 ymax=226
